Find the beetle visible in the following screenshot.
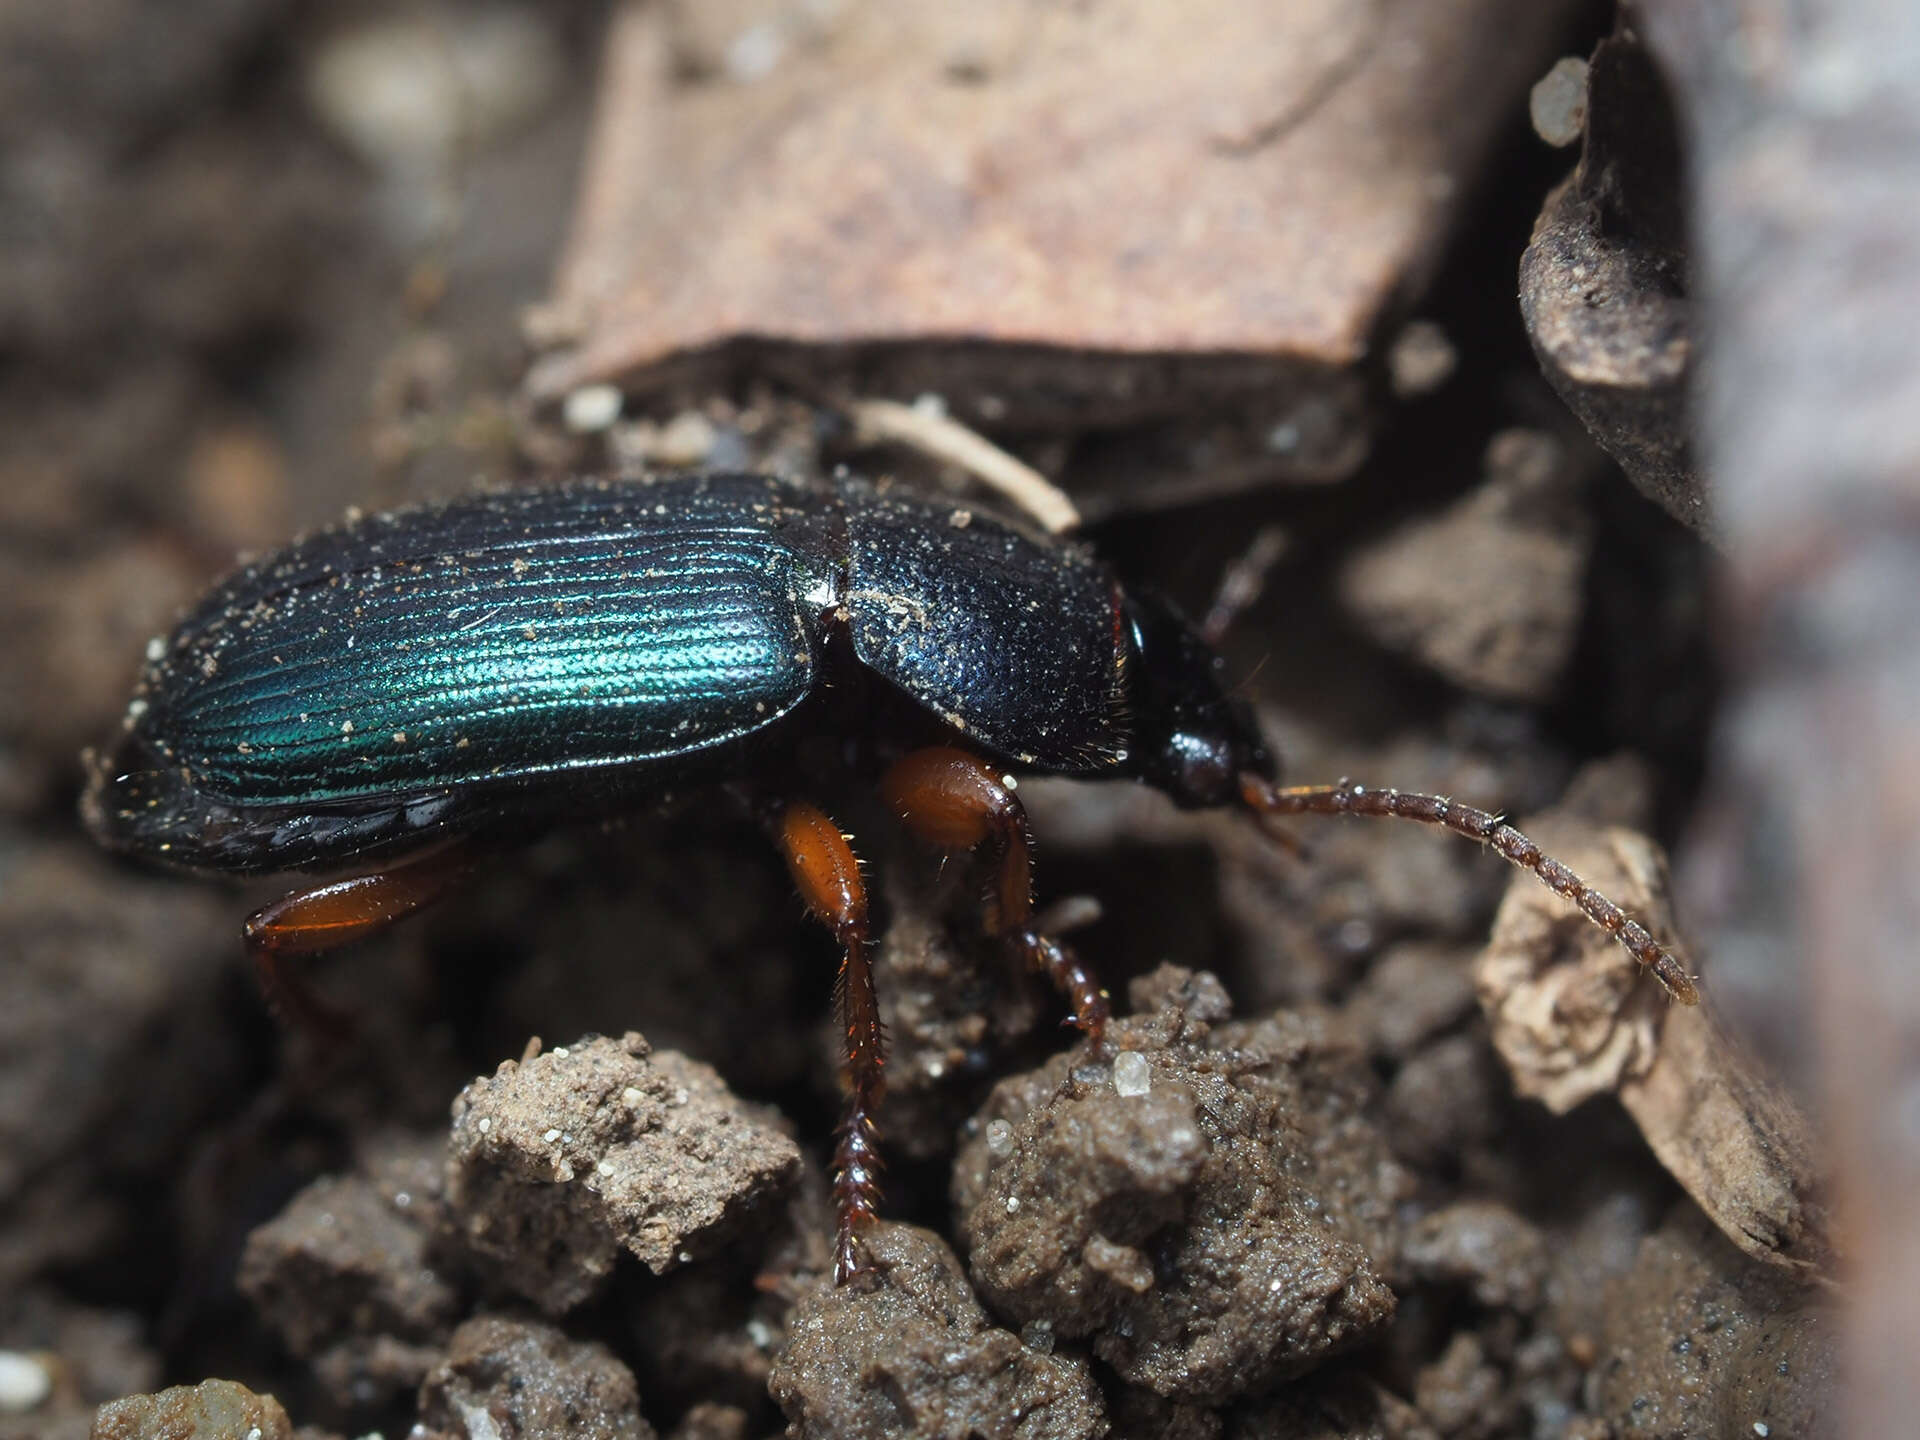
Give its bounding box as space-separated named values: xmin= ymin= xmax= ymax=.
xmin=81 ymin=471 xmax=1697 ymax=1282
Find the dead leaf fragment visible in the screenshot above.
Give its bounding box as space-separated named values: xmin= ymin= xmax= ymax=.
xmin=1478 ymin=812 xmax=1830 ymax=1271
xmin=532 ymin=0 xmax=1577 ymax=443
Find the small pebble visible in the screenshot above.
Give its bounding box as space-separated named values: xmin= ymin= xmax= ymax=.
xmin=458 ymin=1398 xmax=504 ymax=1440
xmin=727 ymin=22 xmax=787 ymax=81
xmin=307 ymin=9 xmax=561 ymax=174
xmin=1112 ymin=1051 xmax=1152 ymax=1097
xmin=1265 ymin=421 xmax=1302 ymax=453
xmin=562 ymin=385 xmax=623 ymax=434
xmin=985 ymin=1118 xmax=1015 ymax=1158
xmin=656 ymin=412 xmax=716 ymax=467
xmin=1530 ymin=56 xmax=1590 ymax=146
xmin=0 ymin=1352 xmax=51 ymax=1414
xmin=1388 ymin=320 xmax=1458 ymax=397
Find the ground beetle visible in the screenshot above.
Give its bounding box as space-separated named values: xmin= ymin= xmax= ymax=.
xmin=83 ymin=471 xmax=1697 ymax=1282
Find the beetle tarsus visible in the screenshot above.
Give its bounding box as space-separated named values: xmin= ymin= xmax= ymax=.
xmin=830 ymin=1110 xmax=883 ymax=1286
xmin=1015 ymin=929 xmax=1110 ymax=1048
xmin=1238 ymin=774 xmax=1700 ymax=1006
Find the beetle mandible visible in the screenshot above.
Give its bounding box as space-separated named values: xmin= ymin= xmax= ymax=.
xmin=82 ymin=471 xmax=1697 ymax=1283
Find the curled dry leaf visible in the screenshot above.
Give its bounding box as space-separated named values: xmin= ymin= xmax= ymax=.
xmin=1477 ymin=816 xmax=1831 ymax=1271
xmin=1477 ymin=822 xmax=1668 ymax=1113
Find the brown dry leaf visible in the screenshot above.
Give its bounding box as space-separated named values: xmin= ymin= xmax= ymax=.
xmin=530 ymin=0 xmax=1576 ymax=443
xmin=1519 ymin=35 xmax=1706 ymax=536
xmin=1478 ymin=817 xmax=1831 ymax=1271
xmin=1477 ymin=823 xmax=1668 ymax=1113
xmin=1620 ymin=1004 xmax=1835 ymax=1274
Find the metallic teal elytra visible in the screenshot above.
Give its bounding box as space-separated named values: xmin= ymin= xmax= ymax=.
xmin=142 ymin=476 xmax=830 ymax=804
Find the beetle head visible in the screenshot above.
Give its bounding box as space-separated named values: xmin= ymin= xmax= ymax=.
xmin=1124 ymin=591 xmax=1275 ymax=809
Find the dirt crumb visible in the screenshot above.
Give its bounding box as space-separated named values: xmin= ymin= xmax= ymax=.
xmin=1344 ymin=943 xmax=1478 ymax=1061
xmin=414 ymin=1315 xmax=654 ymax=1440
xmin=769 ymin=1221 xmax=1107 ymax=1440
xmin=1412 ymin=1332 xmax=1510 ymax=1439
xmin=446 ymin=1033 xmax=801 ymax=1313
xmin=92 ymin=1379 xmax=293 ymax=1440
xmin=1126 ymin=964 xmax=1234 ymax=1026
xmin=1381 ymin=1031 xmax=1507 ymax=1172
xmin=1338 ymin=430 xmax=1592 ymax=704
xmin=622 ymin=1169 xmax=828 ymax=1421
xmin=1588 ymin=1204 xmax=1836 ymax=1440
xmin=1402 ymin=1202 xmax=1549 ymax=1313
xmin=0 ymin=843 xmax=237 ymax=1290
xmin=955 ymin=979 xmax=1405 ymax=1405
xmin=238 ymin=1131 xmax=460 ymax=1411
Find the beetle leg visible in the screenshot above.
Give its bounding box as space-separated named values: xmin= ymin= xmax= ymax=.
xmin=775 ymin=801 xmax=884 ymax=1286
xmin=880 ymin=746 xmax=1111 ymax=1044
xmin=1238 ymin=774 xmax=1700 ymax=1006
xmin=244 ymin=841 xmax=477 ymax=1039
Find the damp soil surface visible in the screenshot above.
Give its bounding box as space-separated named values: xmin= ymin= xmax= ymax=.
xmin=0 ymin=4 xmax=1834 ymax=1439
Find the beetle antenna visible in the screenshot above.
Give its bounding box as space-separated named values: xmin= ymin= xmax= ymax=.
xmin=1238 ymin=773 xmax=1699 ymax=1005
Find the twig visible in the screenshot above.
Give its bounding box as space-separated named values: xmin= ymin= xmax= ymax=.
xmin=846 ymin=397 xmax=1081 ymax=535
